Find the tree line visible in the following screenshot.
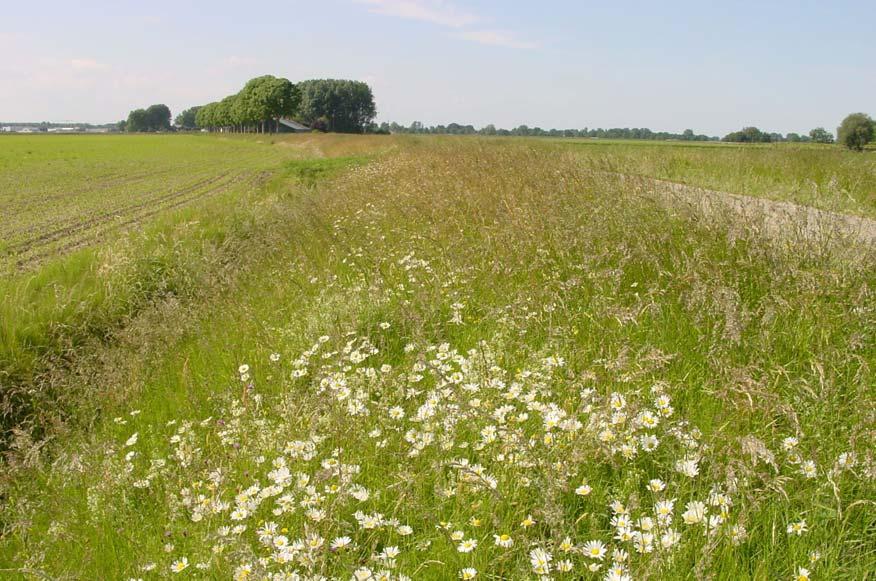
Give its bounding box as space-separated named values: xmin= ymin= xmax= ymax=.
xmin=120 ymin=85 xmax=873 ymax=150
xmin=194 ymin=75 xmax=299 ymax=133
xmin=385 ymin=119 xmax=875 ymax=150
xmin=380 ymin=122 xmax=718 ymax=141
xmin=193 ymin=77 xmax=376 ymax=133
xmin=122 ymin=77 xmax=377 ymax=134
xmin=722 ymin=113 xmax=875 ymax=149
xmin=721 ymin=126 xmax=833 ymax=144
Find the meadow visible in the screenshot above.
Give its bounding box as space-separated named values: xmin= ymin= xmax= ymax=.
xmin=562 ymin=140 xmax=876 ymax=219
xmin=1 ymin=134 xmax=875 ymax=580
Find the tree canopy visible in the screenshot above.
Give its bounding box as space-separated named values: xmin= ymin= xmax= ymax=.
xmin=126 ymin=104 xmax=171 ymax=132
xmin=722 ymin=127 xmax=773 ymax=143
xmin=195 ymin=75 xmax=303 ymax=133
xmin=808 ymin=127 xmax=834 ymax=144
xmin=175 ymin=106 xmax=201 ymax=130
xmin=297 ymin=79 xmax=376 ymax=134
xmin=194 ymin=77 xmax=376 ymax=134
xmin=837 ymin=113 xmax=874 ymax=151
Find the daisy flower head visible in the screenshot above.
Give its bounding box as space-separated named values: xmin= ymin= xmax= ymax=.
xmin=529 ymin=547 xmax=552 ymax=575
xmin=787 ymin=520 xmax=808 ymax=536
xmin=556 ymin=559 xmax=574 ymax=572
xmin=559 ymin=536 xmax=574 ymax=552
xmin=609 ymin=393 xmax=626 ymax=411
xmin=457 ymin=538 xmax=478 ymax=553
xmin=494 ymin=533 xmax=513 ymax=548
xmin=170 ymin=558 xmax=189 ymax=573
xmin=583 ymin=539 xmax=607 ymax=560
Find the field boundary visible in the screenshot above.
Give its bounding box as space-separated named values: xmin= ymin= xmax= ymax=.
xmin=621 ymin=173 xmax=876 ymax=247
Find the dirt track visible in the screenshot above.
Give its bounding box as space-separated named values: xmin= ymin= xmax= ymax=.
xmin=625 ymin=175 xmax=876 ymax=248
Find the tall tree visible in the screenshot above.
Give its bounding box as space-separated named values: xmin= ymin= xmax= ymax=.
xmin=145 ymin=104 xmax=172 ymax=131
xmin=175 ymin=106 xmax=201 ymax=130
xmin=125 ymin=108 xmax=149 ymax=132
xmin=837 ymin=113 xmax=874 ymax=151
xmin=297 ymin=79 xmax=376 ymax=133
xmin=264 ymin=77 xmax=300 ymax=132
xmin=808 ymin=127 xmax=834 ymax=144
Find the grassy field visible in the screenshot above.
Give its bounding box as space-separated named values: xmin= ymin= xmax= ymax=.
xmin=562 ymin=140 xmax=876 ymax=219
xmin=1 ymin=135 xmax=875 ymax=580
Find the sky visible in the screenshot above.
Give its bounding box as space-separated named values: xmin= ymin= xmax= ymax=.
xmin=1 ymin=0 xmax=874 ymax=136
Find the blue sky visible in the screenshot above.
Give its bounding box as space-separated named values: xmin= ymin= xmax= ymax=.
xmin=1 ymin=0 xmax=874 ymax=135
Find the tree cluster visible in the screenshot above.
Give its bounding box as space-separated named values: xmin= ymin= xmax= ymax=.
xmin=125 ymin=104 xmax=171 ymax=132
xmin=722 ymin=127 xmax=775 ymax=143
xmin=195 ymin=76 xmax=300 ymax=133
xmin=379 ymin=122 xmax=717 ymax=141
xmin=191 ymin=77 xmax=376 ymax=134
xmin=721 ymin=126 xmax=843 ymax=144
xmin=837 ymin=113 xmax=875 ymax=151
xmin=808 ymin=128 xmax=834 ymax=144
xmin=296 ymin=80 xmax=377 ymax=133
xmin=175 ymin=106 xmax=201 ymax=130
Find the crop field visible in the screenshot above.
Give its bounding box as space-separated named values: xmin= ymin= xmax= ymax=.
xmin=1 ymin=135 xmax=875 ymax=580
xmin=0 ymin=135 xmax=306 ymax=270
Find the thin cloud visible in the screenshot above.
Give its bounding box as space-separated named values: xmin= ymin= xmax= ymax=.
xmin=70 ymin=58 xmax=108 ymax=71
xmin=355 ymin=1 xmax=537 ymax=49
xmin=458 ymin=29 xmax=537 ymax=49
xmin=355 ymin=0 xmax=478 ymax=28
xmin=222 ymin=56 xmax=260 ymax=67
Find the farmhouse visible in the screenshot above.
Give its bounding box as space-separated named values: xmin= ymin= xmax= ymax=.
xmin=278 ymin=118 xmax=311 ymax=133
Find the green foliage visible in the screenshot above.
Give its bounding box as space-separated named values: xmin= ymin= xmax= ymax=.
xmin=297 ymin=79 xmax=376 ymax=133
xmin=722 ymin=126 xmax=773 ymax=143
xmin=193 ymin=76 xmax=374 ymax=134
xmin=194 ymin=76 xmax=301 ymax=133
xmin=1 ymin=136 xmax=875 ymax=578
xmin=837 ymin=112 xmax=875 ymax=151
xmin=808 ymin=127 xmax=834 ymax=144
xmin=174 ymin=106 xmax=201 ymax=129
xmin=278 ymin=156 xmax=369 ymax=188
xmin=126 ymin=104 xmax=171 ymax=132
xmin=385 ymin=122 xmax=718 ymax=140
xmin=146 ymin=104 xmax=171 ymax=131
xmin=125 ymin=108 xmax=148 ymax=132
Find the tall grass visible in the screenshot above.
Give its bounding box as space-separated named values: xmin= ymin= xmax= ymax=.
xmin=2 ymin=138 xmax=874 ymax=579
xmin=563 ymin=140 xmax=876 ymax=218
xmin=0 ymin=138 xmax=375 ymax=451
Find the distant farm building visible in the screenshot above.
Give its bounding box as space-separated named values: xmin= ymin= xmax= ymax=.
xmin=279 ymin=119 xmax=311 ymax=133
